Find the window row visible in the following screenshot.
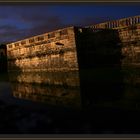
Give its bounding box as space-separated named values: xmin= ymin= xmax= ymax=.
xmin=8 ymin=29 xmax=68 ymax=48
xmin=92 ymin=16 xmax=140 ymax=29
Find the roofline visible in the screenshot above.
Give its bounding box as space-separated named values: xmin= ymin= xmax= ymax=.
xmin=7 ymin=26 xmax=77 ymax=45
xmin=86 ymin=15 xmax=140 ymax=28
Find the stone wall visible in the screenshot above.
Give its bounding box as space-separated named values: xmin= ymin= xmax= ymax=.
xmin=90 ymin=15 xmax=140 ymax=29
xmin=6 ymin=27 xmax=79 ymax=72
xmin=8 ymin=71 xmax=80 ymax=87
xmin=88 ymin=15 xmax=140 ymax=65
xmin=5 ymin=15 xmax=140 ymax=108
xmin=117 ymin=24 xmax=140 ymax=64
xmin=11 ymin=82 xmax=81 ymax=108
xmin=6 ymin=17 xmax=140 ymax=71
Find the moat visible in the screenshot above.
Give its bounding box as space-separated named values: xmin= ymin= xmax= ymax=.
xmin=0 ymin=72 xmax=82 ymax=134
xmin=1 ymin=67 xmax=140 ymax=134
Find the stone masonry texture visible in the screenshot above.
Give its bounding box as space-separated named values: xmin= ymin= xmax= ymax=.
xmin=6 ymin=15 xmax=140 ymax=72
xmin=7 ymin=27 xmax=79 ymax=72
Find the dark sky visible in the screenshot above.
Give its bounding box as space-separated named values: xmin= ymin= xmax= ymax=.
xmin=1 ymin=4 xmax=140 ymax=44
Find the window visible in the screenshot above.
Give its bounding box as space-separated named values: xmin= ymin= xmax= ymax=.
xmin=60 ymin=29 xmax=68 ymax=35
xmin=15 ymin=43 xmax=19 ymax=47
xmin=29 ymin=38 xmax=35 ymax=43
xmin=37 ymin=36 xmax=44 ymax=41
xmin=48 ymin=33 xmax=55 ymax=38
xmin=21 ymin=41 xmax=26 ymax=45
xmin=8 ymin=44 xmax=12 ymax=48
xmin=55 ymin=42 xmax=64 ymax=46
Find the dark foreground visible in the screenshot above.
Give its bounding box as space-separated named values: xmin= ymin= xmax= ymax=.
xmin=1 ymin=69 xmax=140 ymax=134
xmin=0 ymin=96 xmax=140 ymax=134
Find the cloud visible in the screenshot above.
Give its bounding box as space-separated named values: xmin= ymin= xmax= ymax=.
xmin=0 ymin=6 xmax=65 ymax=43
xmin=0 ymin=5 xmax=137 ymax=44
xmin=0 ymin=14 xmax=113 ymax=44
xmin=26 ymin=16 xmax=67 ymax=36
xmin=0 ymin=15 xmax=65 ymax=43
xmin=0 ymin=6 xmax=113 ymax=43
xmin=0 ymin=24 xmax=28 ymax=43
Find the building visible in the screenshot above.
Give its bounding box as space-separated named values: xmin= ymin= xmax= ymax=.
xmin=6 ymin=15 xmax=140 ymax=72
xmin=89 ymin=15 xmax=140 ymax=29
xmin=6 ymin=27 xmax=79 ymax=72
xmin=6 ymin=15 xmax=140 ymax=106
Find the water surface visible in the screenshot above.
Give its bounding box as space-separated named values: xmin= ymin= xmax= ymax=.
xmin=1 ymin=68 xmax=140 ymax=134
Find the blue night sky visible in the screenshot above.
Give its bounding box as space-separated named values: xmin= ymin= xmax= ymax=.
xmin=0 ymin=4 xmax=140 ymax=44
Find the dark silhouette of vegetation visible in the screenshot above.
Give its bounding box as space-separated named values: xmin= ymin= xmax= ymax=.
xmin=0 ymin=44 xmax=7 ymax=73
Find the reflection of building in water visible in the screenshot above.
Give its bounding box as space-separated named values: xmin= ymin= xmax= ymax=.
xmin=11 ymin=82 xmax=81 ymax=108
xmin=9 ymin=71 xmax=81 ymax=108
xmin=9 ymin=71 xmax=80 ymax=87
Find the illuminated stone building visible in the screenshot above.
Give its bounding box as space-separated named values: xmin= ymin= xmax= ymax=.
xmin=89 ymin=15 xmax=140 ymax=64
xmin=6 ymin=27 xmax=79 ymax=72
xmin=6 ymin=15 xmax=140 ymax=106
xmin=6 ymin=15 xmax=140 ymax=72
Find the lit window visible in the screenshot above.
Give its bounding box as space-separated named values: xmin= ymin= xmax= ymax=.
xmin=21 ymin=41 xmax=26 ymax=45
xmin=60 ymin=29 xmax=68 ymax=35
xmin=15 ymin=43 xmax=19 ymax=47
xmin=29 ymin=38 xmax=35 ymax=43
xmin=55 ymin=42 xmax=64 ymax=46
xmin=37 ymin=36 xmax=44 ymax=41
xmin=8 ymin=45 xmax=12 ymax=48
xmin=48 ymin=33 xmax=55 ymax=38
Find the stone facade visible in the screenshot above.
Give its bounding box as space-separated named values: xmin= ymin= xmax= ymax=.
xmin=118 ymin=24 xmax=140 ymax=64
xmin=88 ymin=15 xmax=140 ymax=65
xmin=90 ymin=15 xmax=140 ymax=29
xmin=7 ymin=27 xmax=79 ymax=72
xmin=5 ymin=15 xmax=140 ymax=107
xmin=9 ymin=71 xmax=80 ymax=87
xmin=6 ymin=15 xmax=140 ymax=73
xmin=11 ymin=82 xmax=81 ymax=108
